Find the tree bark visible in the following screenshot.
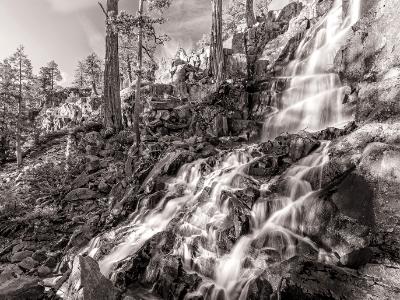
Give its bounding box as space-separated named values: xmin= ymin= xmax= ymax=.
xmin=133 ymin=0 xmax=144 ymax=149
xmin=210 ymin=0 xmax=225 ymax=85
xmin=103 ymin=0 xmax=123 ymax=131
xmin=246 ymin=0 xmax=256 ymax=27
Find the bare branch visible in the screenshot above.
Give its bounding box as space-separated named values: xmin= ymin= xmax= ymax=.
xmin=98 ymin=2 xmax=108 ymax=18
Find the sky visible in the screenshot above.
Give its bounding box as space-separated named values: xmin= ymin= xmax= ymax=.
xmin=0 ymin=0 xmax=288 ymax=86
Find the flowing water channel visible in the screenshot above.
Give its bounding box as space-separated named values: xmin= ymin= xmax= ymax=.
xmin=80 ymin=1 xmax=361 ymax=299
xmin=263 ymin=0 xmax=360 ymax=139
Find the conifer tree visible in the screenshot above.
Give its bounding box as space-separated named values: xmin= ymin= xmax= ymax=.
xmin=8 ymin=46 xmax=33 ymax=167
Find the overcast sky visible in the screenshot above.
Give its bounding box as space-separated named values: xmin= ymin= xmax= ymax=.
xmin=0 ymin=0 xmax=288 ymax=86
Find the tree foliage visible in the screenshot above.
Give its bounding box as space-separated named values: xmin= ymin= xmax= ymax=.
xmin=116 ymin=0 xmax=171 ymax=84
xmin=38 ymin=60 xmax=62 ymax=106
xmin=223 ymin=0 xmax=272 ymax=36
xmin=73 ymin=53 xmax=103 ymax=95
xmin=0 ymin=46 xmax=35 ymax=165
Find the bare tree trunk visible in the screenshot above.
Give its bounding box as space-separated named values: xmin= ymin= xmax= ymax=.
xmin=103 ymin=0 xmax=122 ymax=131
xmin=92 ymin=75 xmax=98 ymax=96
xmin=16 ymin=57 xmax=22 ymax=168
xmin=246 ymin=0 xmax=256 ymax=27
xmin=127 ymin=55 xmax=133 ymax=84
xmin=210 ymin=0 xmax=225 ymax=85
xmin=133 ymin=0 xmax=144 ymax=149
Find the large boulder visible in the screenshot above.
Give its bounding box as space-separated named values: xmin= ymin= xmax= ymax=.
xmin=65 ymin=255 xmax=120 ymax=300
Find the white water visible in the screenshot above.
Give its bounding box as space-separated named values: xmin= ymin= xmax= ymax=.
xmin=263 ymin=0 xmax=360 ymax=140
xmin=80 ymin=1 xmax=361 ymax=299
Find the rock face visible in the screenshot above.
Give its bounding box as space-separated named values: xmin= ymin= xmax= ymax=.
xmin=334 ymin=0 xmax=400 ymax=124
xmin=274 ymin=257 xmax=400 ymax=300
xmin=65 ymin=255 xmax=120 ymax=300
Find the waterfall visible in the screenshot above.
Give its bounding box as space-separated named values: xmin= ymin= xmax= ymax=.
xmin=76 ymin=1 xmax=361 ymax=299
xmin=262 ymin=0 xmax=360 ymax=140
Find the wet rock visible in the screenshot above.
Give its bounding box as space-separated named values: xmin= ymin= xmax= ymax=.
xmin=0 ymin=276 xmax=44 ymax=300
xmin=10 ymin=250 xmax=33 ymax=263
xmin=66 ymin=255 xmax=120 ymax=300
xmin=210 ymin=217 xmax=237 ymax=253
xmin=112 ymin=231 xmax=176 ymax=291
xmin=139 ymin=190 xmax=167 ymax=210
xmin=233 ymin=186 xmax=260 ymax=209
xmin=64 ymin=188 xmax=97 ymax=202
xmin=246 ymin=276 xmax=273 ymax=300
xmin=259 ymin=132 xmax=320 ymax=162
xmin=231 ymin=174 xmax=260 ymax=190
xmin=144 ymin=255 xmax=202 ymax=300
xmin=141 ymin=150 xmax=191 ymax=193
xmin=247 ymin=155 xmax=284 ymax=178
xmin=250 ymin=132 xmax=320 ymax=178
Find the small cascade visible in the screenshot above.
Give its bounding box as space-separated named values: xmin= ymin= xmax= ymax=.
xmin=195 ymin=142 xmax=331 ymax=300
xmin=263 ymin=0 xmax=360 ymax=140
xmin=98 ymin=160 xmax=205 ymax=276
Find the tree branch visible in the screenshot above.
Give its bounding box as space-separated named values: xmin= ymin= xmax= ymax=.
xmin=142 ymin=45 xmax=157 ymax=64
xmin=98 ymin=2 xmax=108 ymax=18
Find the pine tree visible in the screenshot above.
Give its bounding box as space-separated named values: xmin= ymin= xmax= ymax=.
xmin=116 ymin=0 xmax=171 ymax=148
xmin=223 ymin=0 xmax=272 ymax=36
xmin=84 ymin=53 xmax=103 ymax=96
xmin=8 ymin=46 xmax=33 ymax=167
xmin=0 ymin=59 xmax=16 ymax=163
xmin=73 ymin=60 xmax=88 ymax=90
xmin=38 ymin=60 xmax=62 ymax=107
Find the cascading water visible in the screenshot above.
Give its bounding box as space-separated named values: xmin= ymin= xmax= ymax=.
xmin=263 ymin=0 xmax=360 ymax=140
xmin=78 ymin=1 xmax=361 ymax=299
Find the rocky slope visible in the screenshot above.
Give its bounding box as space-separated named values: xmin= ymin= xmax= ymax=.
xmin=1 ymin=0 xmax=400 ymax=299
